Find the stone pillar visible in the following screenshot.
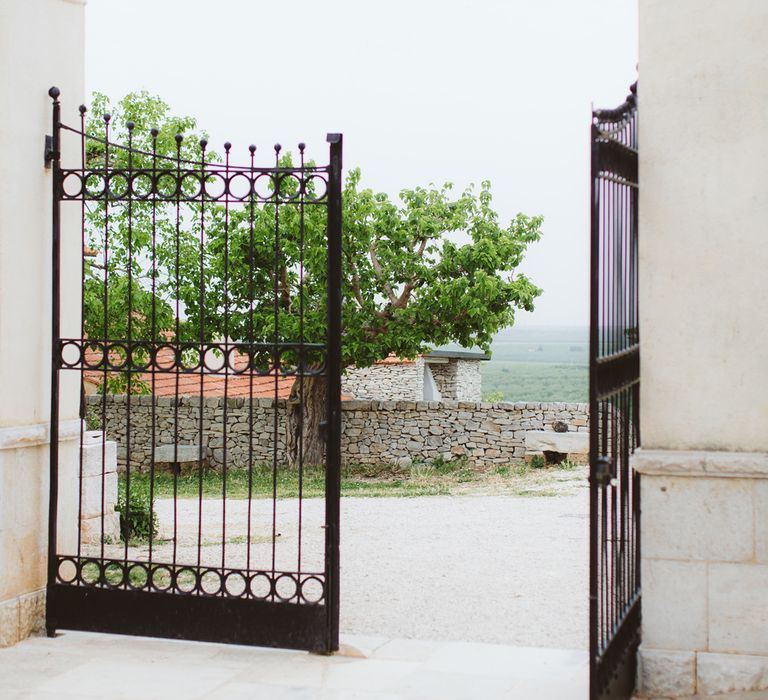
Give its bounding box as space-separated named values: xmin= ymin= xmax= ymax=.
xmin=79 ymin=432 xmax=121 ymax=545
xmin=637 ymin=0 xmax=768 ymax=695
xmin=0 ymin=0 xmax=85 ymax=647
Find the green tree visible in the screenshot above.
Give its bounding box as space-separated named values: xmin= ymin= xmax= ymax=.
xmin=84 ymin=92 xmax=543 ymax=464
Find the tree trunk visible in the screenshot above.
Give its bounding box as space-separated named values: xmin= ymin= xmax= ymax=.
xmin=286 ymin=374 xmax=327 ymax=468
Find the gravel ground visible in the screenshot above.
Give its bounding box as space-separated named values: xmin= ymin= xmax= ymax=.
xmin=87 ymin=478 xmax=588 ymax=650
xmin=337 ymin=492 xmax=588 ymax=650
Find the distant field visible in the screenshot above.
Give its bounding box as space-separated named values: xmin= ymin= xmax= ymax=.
xmin=480 ymin=326 xmax=588 ymax=403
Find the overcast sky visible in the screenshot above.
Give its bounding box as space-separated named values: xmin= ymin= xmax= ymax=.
xmin=85 ymin=0 xmax=637 ymax=328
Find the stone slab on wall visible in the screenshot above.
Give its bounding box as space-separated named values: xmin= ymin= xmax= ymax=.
xmin=88 ymin=395 xmax=588 ymax=469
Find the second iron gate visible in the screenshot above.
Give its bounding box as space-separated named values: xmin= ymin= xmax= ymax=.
xmin=589 ymin=83 xmax=641 ymax=700
xmin=46 ymin=87 xmax=343 ymax=652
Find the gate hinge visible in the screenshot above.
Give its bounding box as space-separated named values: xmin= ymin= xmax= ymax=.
xmin=44 ymin=135 xmax=58 ymax=168
xmin=592 ymin=456 xmax=616 ymax=488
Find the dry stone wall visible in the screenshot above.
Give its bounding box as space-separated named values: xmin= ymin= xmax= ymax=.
xmin=341 ymin=361 xmax=422 ymax=401
xmin=88 ymin=395 xmax=588 ymax=470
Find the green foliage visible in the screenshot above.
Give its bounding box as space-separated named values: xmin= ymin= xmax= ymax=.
xmin=83 ymin=91 xmax=543 ymax=388
xmin=115 ymin=481 xmax=157 ymax=542
xmin=482 ymin=390 xmax=505 ymax=402
xmin=529 ymin=455 xmax=546 ymax=469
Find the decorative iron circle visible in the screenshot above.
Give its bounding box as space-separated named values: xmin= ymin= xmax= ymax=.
xmin=62 ymin=172 xmax=83 ymax=198
xmin=84 ymin=172 xmax=107 ymax=198
xmin=277 ymin=173 xmax=302 ymax=202
xmin=108 ymin=342 xmax=129 ymax=370
xmin=153 ymin=343 xmax=179 ymax=371
xmin=60 ymin=341 xmax=82 ymax=368
xmin=80 ymin=559 xmax=102 ymax=586
xmin=107 ymin=171 xmax=129 ymax=199
xmin=103 ymin=561 xmax=125 ymax=589
xmin=202 ymin=345 xmax=226 ymax=373
xmin=129 ymin=341 xmax=153 ymax=371
xmin=274 ymin=573 xmax=298 ymax=602
xmin=57 ymin=557 xmax=78 ymax=584
xmin=300 ymin=576 xmax=324 ymax=604
xmin=179 ymin=346 xmax=203 ymax=372
xmin=151 ymin=565 xmax=173 ymax=592
xmin=200 ymin=569 xmax=222 ymax=595
xmin=304 ymin=174 xmax=328 ymax=202
xmin=83 ymin=341 xmax=107 ymax=370
xmin=156 ymin=172 xmax=178 ymax=199
xmin=203 ymin=172 xmax=226 ymax=200
xmin=126 ymin=563 xmax=149 ymax=590
xmin=228 ymin=173 xmax=252 ymax=201
xmin=253 ymin=173 xmax=276 ymax=200
xmin=223 ymin=571 xmax=247 ymax=598
xmin=130 ymin=172 xmax=154 ymax=199
xmin=248 ymin=572 xmax=272 ymax=600
xmin=180 ymin=172 xmax=203 ymax=199
xmin=174 ymin=567 xmax=198 ymax=594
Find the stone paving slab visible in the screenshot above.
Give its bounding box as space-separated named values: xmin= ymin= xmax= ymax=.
xmin=0 ymin=630 xmax=588 ymax=700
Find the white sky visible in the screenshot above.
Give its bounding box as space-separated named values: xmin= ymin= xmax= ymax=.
xmin=85 ymin=0 xmax=637 ymax=328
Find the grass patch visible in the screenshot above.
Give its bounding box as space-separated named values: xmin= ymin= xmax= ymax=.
xmin=119 ymin=456 xmax=586 ymax=501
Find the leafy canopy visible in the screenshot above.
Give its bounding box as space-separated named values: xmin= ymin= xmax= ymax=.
xmin=83 ymin=91 xmax=542 ymax=382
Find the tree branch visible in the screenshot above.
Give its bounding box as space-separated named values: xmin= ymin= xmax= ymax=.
xmin=368 ymin=243 xmax=397 ymax=304
xmin=345 ymin=253 xmax=365 ymax=308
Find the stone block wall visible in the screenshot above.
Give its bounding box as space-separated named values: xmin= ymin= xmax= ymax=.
xmin=635 ymin=450 xmax=768 ymax=698
xmin=88 ymin=395 xmax=588 ymax=470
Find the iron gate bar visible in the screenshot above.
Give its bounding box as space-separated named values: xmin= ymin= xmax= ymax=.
xmin=589 ymin=82 xmax=641 ymax=700
xmin=46 ymin=87 xmax=343 ymax=652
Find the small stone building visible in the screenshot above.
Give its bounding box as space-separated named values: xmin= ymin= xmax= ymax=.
xmin=341 ymin=349 xmax=488 ymax=402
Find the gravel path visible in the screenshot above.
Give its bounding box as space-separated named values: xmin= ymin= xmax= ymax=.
xmin=91 ymin=485 xmax=588 ymax=650
xmin=338 ymin=493 xmax=588 ymax=650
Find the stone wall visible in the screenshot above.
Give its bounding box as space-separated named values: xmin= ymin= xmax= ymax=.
xmin=88 ymin=395 xmax=588 ymax=470
xmin=342 ymin=361 xmax=422 ymax=401
xmin=428 ymin=362 xmax=456 ymax=399
xmin=343 ymin=357 xmax=482 ymax=402
xmin=454 ymin=359 xmax=482 ymax=401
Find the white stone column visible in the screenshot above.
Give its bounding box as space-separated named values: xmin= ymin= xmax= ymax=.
xmin=0 ymin=0 xmax=85 ymax=647
xmin=637 ymin=0 xmax=768 ymax=695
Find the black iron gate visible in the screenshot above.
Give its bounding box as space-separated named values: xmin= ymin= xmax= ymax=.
xmin=46 ymin=87 xmax=343 ymax=652
xmin=589 ymin=83 xmax=640 ymax=699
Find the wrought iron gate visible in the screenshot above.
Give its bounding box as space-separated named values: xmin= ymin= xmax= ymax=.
xmin=589 ymin=83 xmax=640 ymax=699
xmin=45 ymin=87 xmax=343 ymax=651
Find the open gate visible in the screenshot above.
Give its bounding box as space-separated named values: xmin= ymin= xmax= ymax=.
xmin=589 ymin=83 xmax=641 ymax=699
xmin=46 ymin=87 xmax=343 ymax=652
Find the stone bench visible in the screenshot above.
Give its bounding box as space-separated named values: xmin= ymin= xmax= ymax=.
xmin=153 ymin=444 xmax=210 ymax=474
xmin=524 ymin=430 xmax=589 ymax=465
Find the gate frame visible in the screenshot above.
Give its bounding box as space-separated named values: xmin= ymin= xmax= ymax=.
xmin=45 ymin=88 xmax=343 ymax=653
xmin=589 ymin=82 xmax=641 ymax=700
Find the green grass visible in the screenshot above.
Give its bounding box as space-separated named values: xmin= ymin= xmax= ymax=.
xmin=120 ymin=462 xmax=454 ymax=500
xmin=118 ymin=456 xmax=583 ymax=502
